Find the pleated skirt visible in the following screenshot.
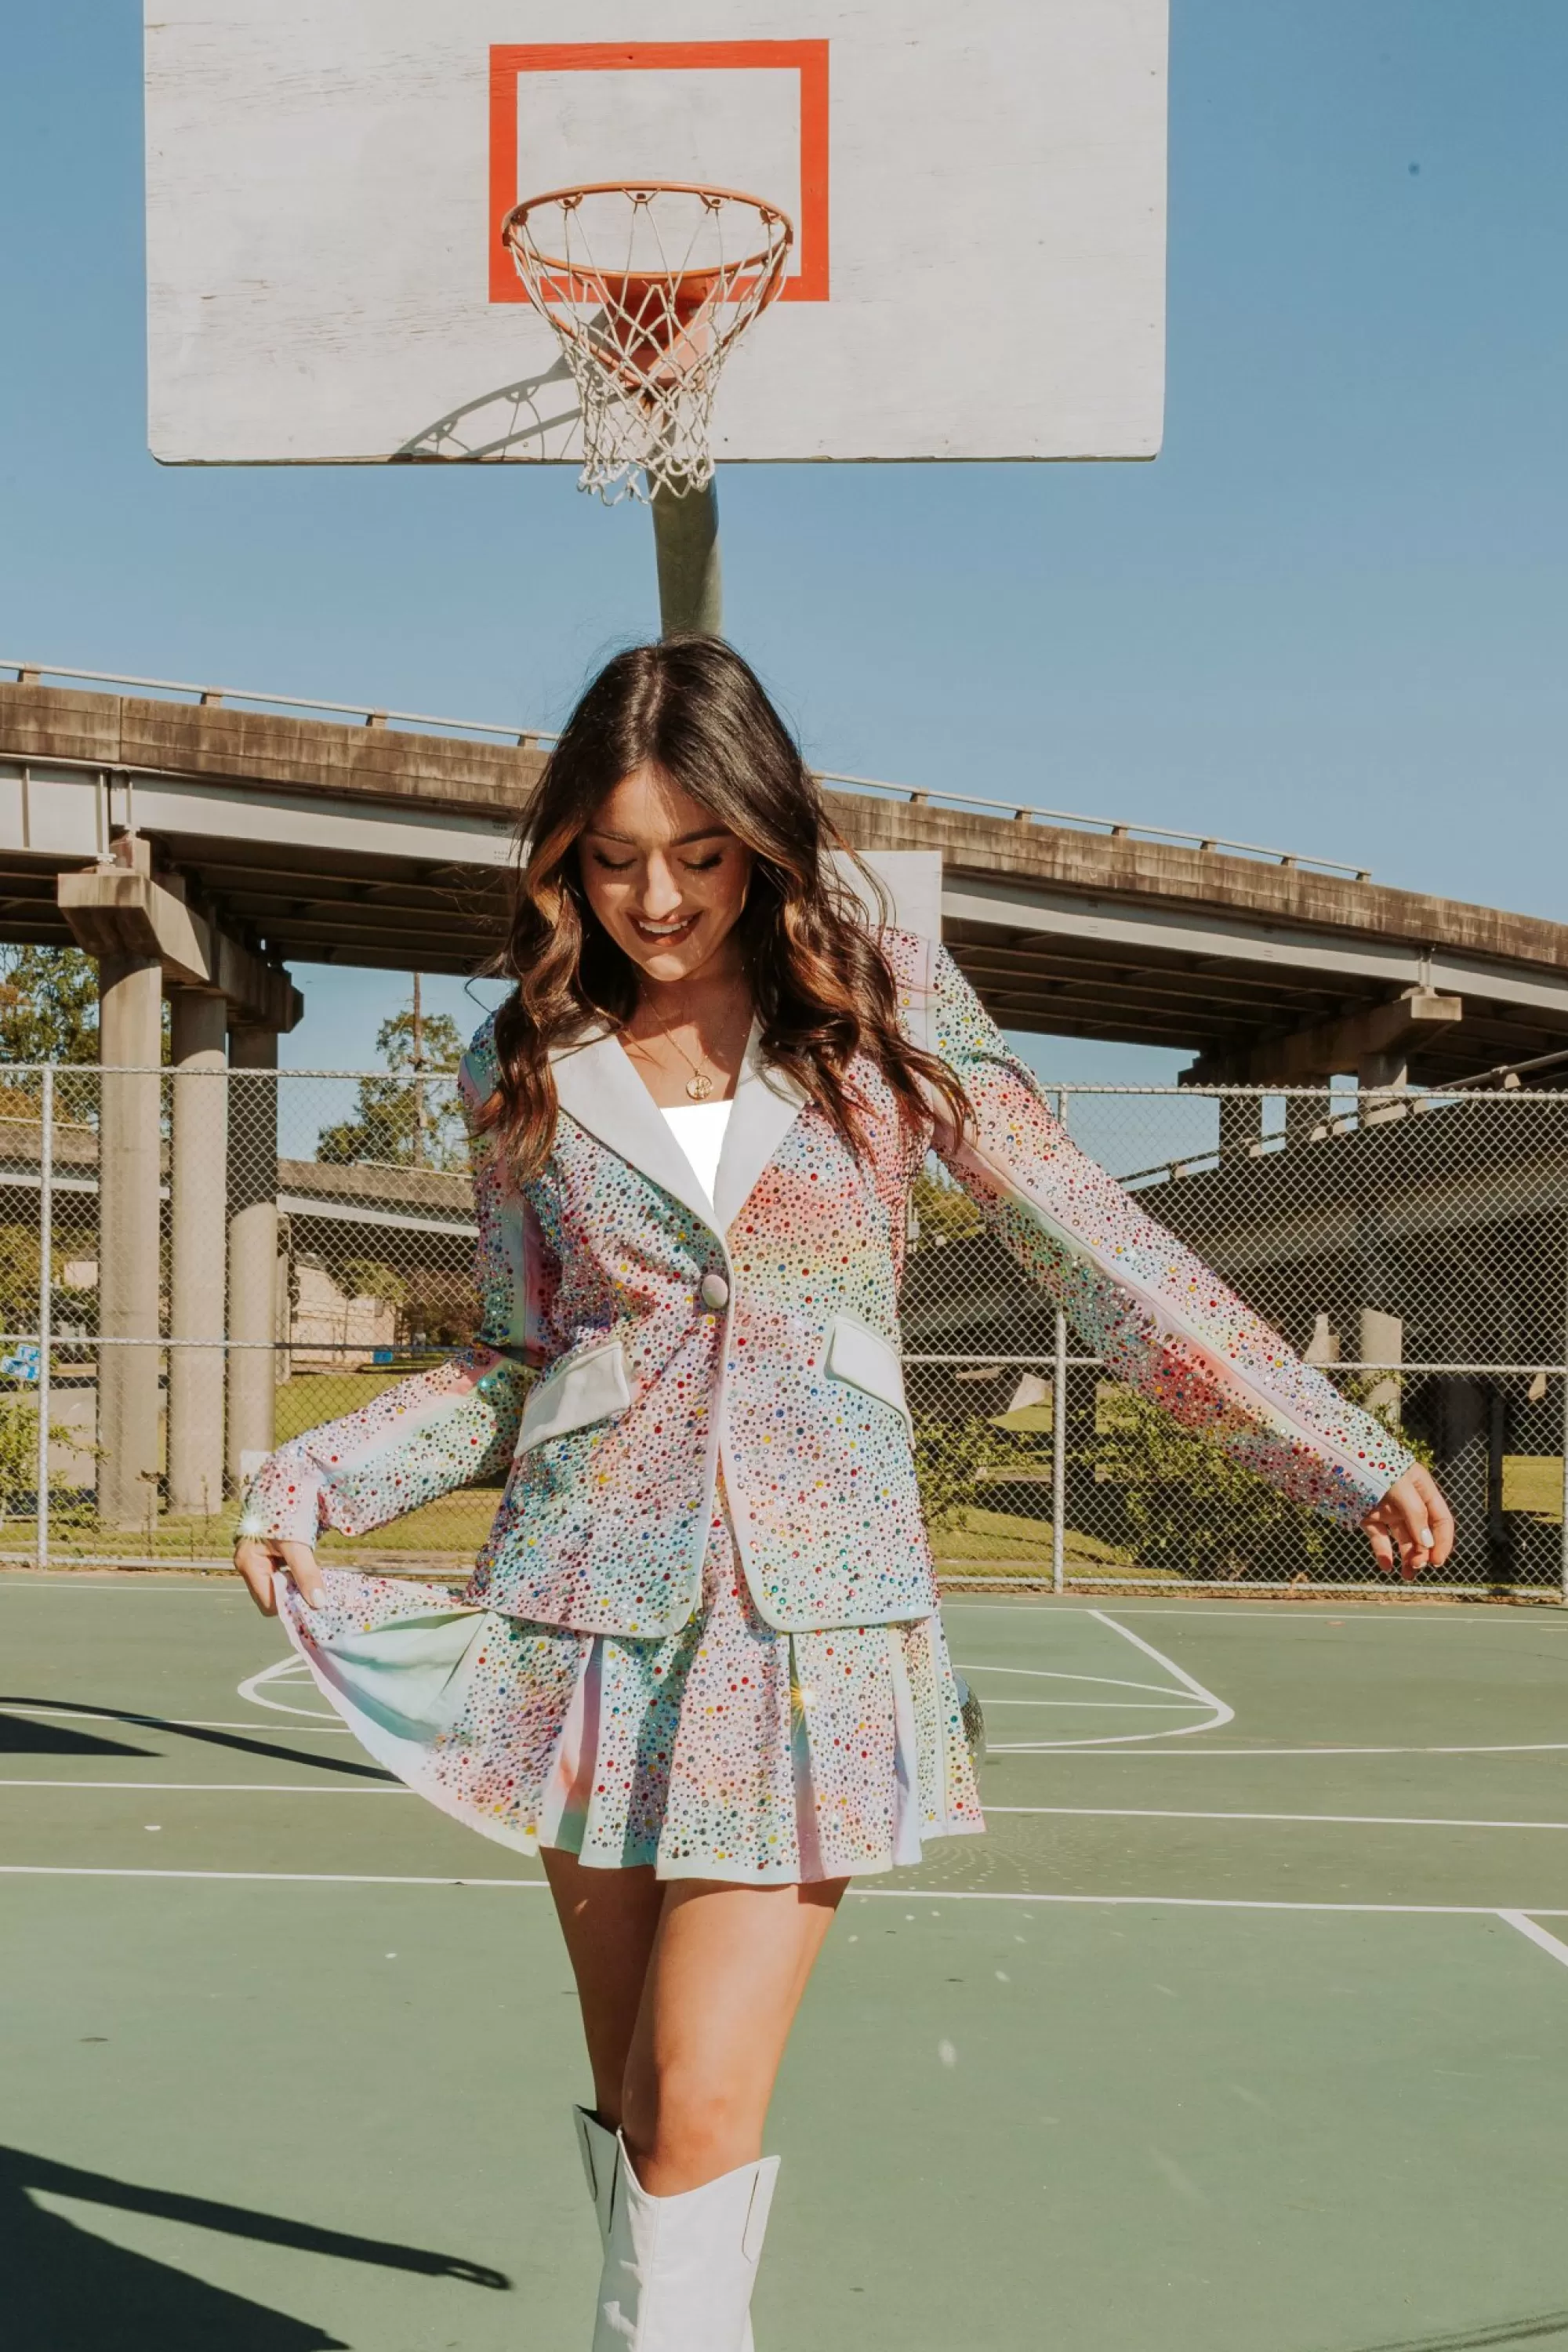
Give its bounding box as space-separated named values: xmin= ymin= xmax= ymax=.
xmin=276 ymin=1494 xmax=985 ymax=1883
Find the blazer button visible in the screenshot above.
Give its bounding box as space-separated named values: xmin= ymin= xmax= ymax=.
xmin=699 ymin=1272 xmax=730 ymax=1311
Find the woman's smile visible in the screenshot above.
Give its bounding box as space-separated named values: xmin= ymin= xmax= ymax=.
xmin=630 ymin=912 xmax=701 ymax=943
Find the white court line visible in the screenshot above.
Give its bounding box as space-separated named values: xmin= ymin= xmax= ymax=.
xmin=1499 ymin=1911 xmax=1568 ymax=1969
xmin=1094 ymin=1610 xmax=1234 ymax=1709
xmin=0 ymin=1779 xmax=405 ymax=1795
xmin=956 ymin=1664 xmax=1194 ymax=1693
xmin=1 ymin=1701 xmax=350 ymax=1734
xmin=850 ymin=1891 xmax=1568 ymax=1917
xmin=1020 ymin=1610 xmax=1236 ymax=1749
xmin=954 ymin=1610 xmax=1236 ymax=1751
xmin=0 ymin=1864 xmax=544 ymax=1887
xmin=31 ymin=1719 xmax=1525 ymax=1768
xmin=991 ymin=1741 xmax=1568 ymax=1758
xmin=983 ymin=1612 xmax=1568 ymax=1757
xmin=4 ymin=1585 xmax=1559 ymax=1623
xmin=237 ymin=1658 xmax=341 ymax=1721
xmin=942 ymin=1601 xmax=1568 ymax=1625
xmin=0 ymin=1581 xmax=245 ymax=1595
xmin=986 ymin=1805 xmax=1568 ymax=1831
xmin=1079 ymin=1607 xmax=1568 ymax=1624
xmin=5 ymin=1864 xmax=1568 ymax=1920
xmin=978 ymin=1700 xmax=1210 ymax=1711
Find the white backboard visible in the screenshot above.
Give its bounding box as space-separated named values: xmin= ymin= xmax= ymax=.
xmin=145 ymin=2 xmax=1168 ymax=466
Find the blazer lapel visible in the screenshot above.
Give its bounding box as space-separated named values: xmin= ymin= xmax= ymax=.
xmin=550 ymin=1030 xmax=719 ymax=1234
xmin=711 ymin=1026 xmax=811 ymax=1232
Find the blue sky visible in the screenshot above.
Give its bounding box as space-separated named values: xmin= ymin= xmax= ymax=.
xmin=3 ymin=2 xmax=1565 ymax=1081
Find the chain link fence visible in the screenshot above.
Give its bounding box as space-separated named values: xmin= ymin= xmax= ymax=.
xmin=2 ymin=1066 xmax=1566 ymax=1596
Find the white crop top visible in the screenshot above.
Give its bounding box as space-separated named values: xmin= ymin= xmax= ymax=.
xmin=660 ymin=1098 xmax=733 ymax=1206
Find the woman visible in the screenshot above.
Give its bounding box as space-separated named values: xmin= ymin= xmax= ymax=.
xmin=234 ymin=638 xmax=1452 ymax=2350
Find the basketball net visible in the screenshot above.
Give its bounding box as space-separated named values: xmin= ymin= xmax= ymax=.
xmin=501 ymin=183 xmax=793 ymax=504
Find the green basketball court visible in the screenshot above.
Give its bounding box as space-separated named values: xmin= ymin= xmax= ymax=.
xmin=4 ymin=1578 xmax=1568 ymax=2350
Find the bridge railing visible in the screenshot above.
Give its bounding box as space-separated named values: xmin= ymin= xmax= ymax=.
xmin=2 ymin=659 xmax=1372 ymax=878
xmin=2 ymin=1067 xmax=1563 ymax=1596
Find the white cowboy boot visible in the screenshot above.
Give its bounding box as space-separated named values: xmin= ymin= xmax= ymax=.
xmin=590 ymin=2130 xmax=777 ymax=2352
xmin=575 ymin=2110 xmax=760 ymax=2350
xmin=574 ymin=2107 xmax=619 ymax=2241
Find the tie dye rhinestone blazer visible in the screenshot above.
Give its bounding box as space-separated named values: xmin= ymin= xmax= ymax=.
xmin=242 ymin=932 xmax=1413 ymax=1635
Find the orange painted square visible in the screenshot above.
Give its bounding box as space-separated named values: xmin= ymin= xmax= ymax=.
xmin=488 ymin=41 xmax=830 ymax=306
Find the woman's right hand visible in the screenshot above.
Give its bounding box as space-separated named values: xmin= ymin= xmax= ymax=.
xmin=233 ymin=1534 xmax=327 ymax=1617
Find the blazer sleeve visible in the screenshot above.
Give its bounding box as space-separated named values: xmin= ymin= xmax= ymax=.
xmin=917 ymin=941 xmax=1413 ymax=1529
xmin=237 ymin=1032 xmax=553 ymax=1548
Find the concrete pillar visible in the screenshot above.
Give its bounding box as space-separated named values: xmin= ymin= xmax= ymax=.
xmin=167 ymin=990 xmax=228 ymax=1519
xmin=1218 ymin=1095 xmax=1261 ymax=1160
xmin=1359 ymin=1307 xmax=1403 ymax=1425
xmin=652 ymin=479 xmax=723 ymax=636
xmin=96 ymin=953 xmax=163 ymax=1531
xmin=227 ymin=1022 xmax=280 ymax=1490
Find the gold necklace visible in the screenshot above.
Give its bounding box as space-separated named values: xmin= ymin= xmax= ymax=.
xmin=633 ymin=1011 xmax=718 ymax=1100
xmin=668 ymin=1028 xmax=717 ymax=1101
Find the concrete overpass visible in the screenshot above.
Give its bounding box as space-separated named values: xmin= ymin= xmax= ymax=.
xmin=7 ymin=663 xmax=1568 ymax=1091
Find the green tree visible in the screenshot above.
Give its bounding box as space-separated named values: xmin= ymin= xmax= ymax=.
xmin=317 ymin=988 xmax=466 ymax=1170
xmin=913 ymin=1408 xmax=1007 ymax=1533
xmin=0 ymin=946 xmax=100 ymax=1110
xmin=339 ymin=1258 xmax=409 ymax=1308
xmin=909 ymin=1166 xmax=983 ymax=1248
xmin=0 ymin=1227 xmax=45 ymax=1330
xmin=0 ymin=1390 xmax=42 ymax=1524
xmin=0 ymin=1375 xmax=80 ymax=1529
xmin=1087 ymin=1385 xmax=1330 ymax=1581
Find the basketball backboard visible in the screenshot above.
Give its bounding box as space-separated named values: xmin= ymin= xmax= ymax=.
xmin=144 ymin=2 xmax=1168 ymax=467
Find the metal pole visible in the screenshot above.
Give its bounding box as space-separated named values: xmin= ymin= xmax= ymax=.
xmin=227 ymin=1027 xmax=281 ymax=1490
xmin=35 ymin=1065 xmax=53 ymax=1573
xmin=1051 ymin=1306 xmax=1068 ymax=1599
xmin=411 ymin=971 xmax=427 ymax=1168
xmin=1560 ymin=1221 xmax=1568 ymax=1605
xmin=651 ymin=478 xmax=724 ymax=637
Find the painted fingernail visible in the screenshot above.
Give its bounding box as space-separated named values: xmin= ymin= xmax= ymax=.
xmin=1420 ymin=1527 xmax=1434 ymax=1546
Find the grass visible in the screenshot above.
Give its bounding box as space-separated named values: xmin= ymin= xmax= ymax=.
xmin=24 ymin=1371 xmax=499 ymax=1566
xmin=273 ymin=1368 xmax=426 ymax=1444
xmin=22 ymin=1373 xmax=1150 ymax=1580
xmin=926 ymin=1504 xmax=1142 ymax=1575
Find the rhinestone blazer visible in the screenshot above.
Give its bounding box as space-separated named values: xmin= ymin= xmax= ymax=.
xmin=243 ymin=933 xmax=1413 ymax=1633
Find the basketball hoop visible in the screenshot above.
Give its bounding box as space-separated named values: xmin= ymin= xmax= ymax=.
xmin=500 ymin=182 xmax=793 ymax=504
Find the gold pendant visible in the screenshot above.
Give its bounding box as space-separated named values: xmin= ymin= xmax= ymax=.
xmin=685 ymin=1073 xmax=715 ymax=1100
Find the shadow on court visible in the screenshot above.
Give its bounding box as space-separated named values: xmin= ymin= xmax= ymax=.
xmin=0 ymin=1697 xmax=394 ymax=1780
xmin=0 ymin=2143 xmax=510 ymax=2350
xmin=0 ymin=1712 xmax=154 ymax=1759
xmin=1344 ymin=2315 xmax=1568 ymax=2350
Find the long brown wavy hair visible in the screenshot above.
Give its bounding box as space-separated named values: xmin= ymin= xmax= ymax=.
xmin=477 ymin=637 xmax=970 ymax=1179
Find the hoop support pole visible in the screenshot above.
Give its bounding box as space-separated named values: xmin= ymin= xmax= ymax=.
xmin=652 ymin=479 xmax=724 ymax=637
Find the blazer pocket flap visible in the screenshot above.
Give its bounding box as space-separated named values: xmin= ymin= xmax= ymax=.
xmin=517 ymin=1341 xmax=632 ymax=1452
xmin=826 ymin=1314 xmax=910 ymax=1425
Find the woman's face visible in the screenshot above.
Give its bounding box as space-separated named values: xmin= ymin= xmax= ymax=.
xmin=579 ymin=764 xmax=753 ymax=988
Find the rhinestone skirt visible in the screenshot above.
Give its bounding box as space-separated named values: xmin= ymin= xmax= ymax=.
xmin=276 ymin=1494 xmax=984 ymax=1884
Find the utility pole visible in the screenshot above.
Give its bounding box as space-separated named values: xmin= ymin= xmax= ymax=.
xmin=410 ymin=971 xmax=426 ymax=1169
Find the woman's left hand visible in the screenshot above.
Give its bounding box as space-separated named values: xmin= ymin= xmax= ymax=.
xmin=1362 ymin=1465 xmax=1455 ymax=1580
